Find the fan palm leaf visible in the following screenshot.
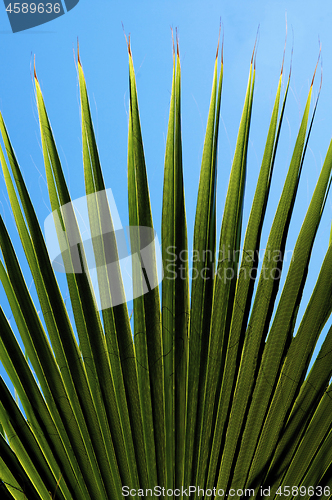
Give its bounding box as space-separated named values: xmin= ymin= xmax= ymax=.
xmin=0 ymin=29 xmax=331 ymax=500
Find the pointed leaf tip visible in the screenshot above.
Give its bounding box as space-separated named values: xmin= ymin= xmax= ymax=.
xmin=216 ymin=19 xmax=224 ymax=62
xmin=171 ymin=27 xmax=175 ymax=56
xmin=128 ymin=34 xmax=132 ymax=56
xmin=33 ymin=55 xmax=37 ymax=81
xmin=281 ymin=16 xmax=287 ymax=76
xmin=251 ymin=24 xmax=260 ymax=64
xmin=216 ymin=21 xmax=221 ymax=59
xmin=121 ymin=22 xmax=131 ymax=56
xmin=311 ymin=44 xmax=321 ymax=87
xmin=77 ymin=37 xmax=81 ymax=65
xmin=289 ymin=45 xmax=293 ymax=79
xmin=176 ymin=27 xmax=179 ymax=57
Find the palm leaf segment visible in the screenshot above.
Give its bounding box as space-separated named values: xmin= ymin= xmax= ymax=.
xmin=0 ymin=30 xmax=332 ymax=500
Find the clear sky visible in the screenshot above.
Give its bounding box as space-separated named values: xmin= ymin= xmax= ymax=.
xmin=1 ymin=0 xmax=332 ymax=388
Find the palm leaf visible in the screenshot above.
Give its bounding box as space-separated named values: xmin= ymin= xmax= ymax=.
xmin=0 ymin=29 xmax=332 ymax=500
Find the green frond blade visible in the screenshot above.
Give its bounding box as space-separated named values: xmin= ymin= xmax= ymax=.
xmin=184 ymin=38 xmax=223 ymax=490
xmin=266 ymin=322 xmax=332 ymax=491
xmin=247 ymin=240 xmax=332 ymax=492
xmin=215 ymin=72 xmax=313 ymax=494
xmin=205 ymin=55 xmax=255 ymax=490
xmin=127 ymin=41 xmax=164 ymax=492
xmin=78 ymin=50 xmax=143 ymax=492
xmin=232 ymin=114 xmax=332 ymax=491
xmin=162 ymin=39 xmax=190 ymax=491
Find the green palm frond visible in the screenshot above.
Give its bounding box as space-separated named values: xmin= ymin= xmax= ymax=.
xmin=0 ymin=30 xmax=332 ymax=500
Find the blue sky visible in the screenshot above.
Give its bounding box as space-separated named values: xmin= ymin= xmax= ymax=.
xmin=1 ymin=0 xmax=332 ymax=388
